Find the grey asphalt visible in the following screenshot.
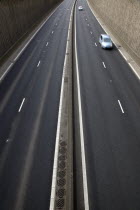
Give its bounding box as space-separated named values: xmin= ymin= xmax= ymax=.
xmin=0 ymin=0 xmax=74 ymax=209
xmin=76 ymin=0 xmax=140 ymax=210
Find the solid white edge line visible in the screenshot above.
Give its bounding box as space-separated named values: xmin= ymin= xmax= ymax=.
xmin=0 ymin=63 xmax=13 ymax=81
xmin=128 ymin=63 xmax=140 ymax=80
xmin=86 ymin=0 xmax=140 ymax=81
xmin=75 ymin=7 xmax=89 ymax=210
xmin=49 ymin=4 xmax=74 ymax=210
xmin=118 ymin=49 xmax=127 ymax=60
xmin=18 ymin=98 xmax=25 ymax=112
xmin=118 ymin=100 xmax=124 ymax=114
xmin=14 ymin=2 xmax=63 ymax=62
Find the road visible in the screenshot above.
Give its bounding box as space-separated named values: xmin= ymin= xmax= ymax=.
xmin=1 ymin=0 xmax=140 ymax=209
xmin=0 ymin=0 xmax=74 ymax=209
xmin=75 ymin=0 xmax=140 ymax=210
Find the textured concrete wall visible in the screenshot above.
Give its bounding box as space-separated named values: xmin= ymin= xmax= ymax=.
xmin=0 ymin=0 xmax=61 ymax=58
xmin=89 ymin=0 xmax=140 ymax=58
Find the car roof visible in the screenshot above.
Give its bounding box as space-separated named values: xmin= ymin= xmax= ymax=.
xmin=101 ymin=34 xmax=110 ymax=39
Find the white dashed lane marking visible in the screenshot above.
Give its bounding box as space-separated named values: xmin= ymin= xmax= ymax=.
xmin=102 ymin=62 xmax=106 ymax=68
xmin=18 ymin=98 xmax=25 ymax=112
xmin=118 ymin=100 xmax=124 ymax=114
xmin=37 ymin=61 xmax=41 ymax=67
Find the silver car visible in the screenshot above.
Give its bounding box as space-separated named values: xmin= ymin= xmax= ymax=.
xmin=78 ymin=6 xmax=83 ymax=11
xmin=99 ymin=34 xmax=113 ymax=49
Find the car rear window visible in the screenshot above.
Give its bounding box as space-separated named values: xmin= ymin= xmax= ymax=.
xmin=104 ymin=38 xmax=111 ymax=42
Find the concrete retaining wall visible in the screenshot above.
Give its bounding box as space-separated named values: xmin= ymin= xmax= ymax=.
xmin=88 ymin=0 xmax=140 ymax=59
xmin=0 ymin=0 xmax=61 ymax=58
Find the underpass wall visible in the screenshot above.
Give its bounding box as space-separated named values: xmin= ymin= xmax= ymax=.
xmin=0 ymin=0 xmax=61 ymax=58
xmin=88 ymin=0 xmax=140 ymax=60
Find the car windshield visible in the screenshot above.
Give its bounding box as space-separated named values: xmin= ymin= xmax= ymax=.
xmin=104 ymin=38 xmax=111 ymax=42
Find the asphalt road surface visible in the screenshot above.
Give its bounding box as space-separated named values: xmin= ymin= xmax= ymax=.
xmin=0 ymin=0 xmax=74 ymax=209
xmin=1 ymin=0 xmax=140 ymax=209
xmin=76 ymin=0 xmax=140 ymax=210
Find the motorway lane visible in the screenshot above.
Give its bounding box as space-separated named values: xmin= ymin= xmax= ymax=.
xmin=76 ymin=1 xmax=140 ymax=210
xmin=0 ymin=1 xmax=68 ymax=145
xmin=0 ymin=0 xmax=74 ymax=209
